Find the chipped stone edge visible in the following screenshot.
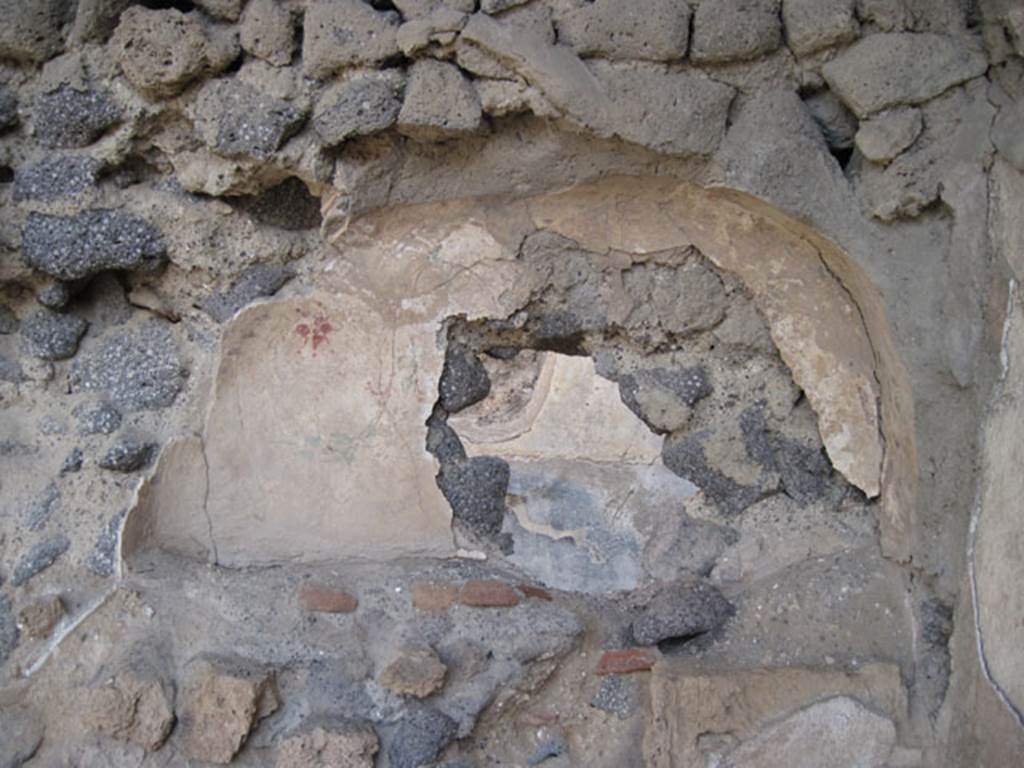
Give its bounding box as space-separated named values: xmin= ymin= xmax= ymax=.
xmin=20 ymin=474 xmax=148 ymax=678
xmin=967 ymin=277 xmax=1024 ymax=728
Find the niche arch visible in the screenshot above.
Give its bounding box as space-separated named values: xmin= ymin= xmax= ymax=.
xmin=121 ymin=176 xmax=916 ymax=571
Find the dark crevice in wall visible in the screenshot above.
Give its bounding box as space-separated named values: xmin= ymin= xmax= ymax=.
xmin=830 ymin=145 xmax=854 ymax=170
xmin=134 ymin=0 xmax=197 ymax=12
xmin=227 ymin=177 xmax=323 ymax=231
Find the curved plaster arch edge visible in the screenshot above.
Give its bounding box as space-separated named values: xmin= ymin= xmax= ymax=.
xmin=521 ymin=175 xmax=915 ymax=562
xmin=704 ymin=185 xmax=918 ymax=564
xmin=116 ymin=175 xmax=917 ymax=582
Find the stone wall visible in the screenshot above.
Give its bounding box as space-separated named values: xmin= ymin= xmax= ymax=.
xmin=1 ymin=0 xmax=1023 ymax=766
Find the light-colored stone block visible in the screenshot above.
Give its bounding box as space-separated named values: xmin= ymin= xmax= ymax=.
xmin=724 ymin=696 xmax=896 ymax=767
xmin=643 ymin=662 xmax=905 ymax=767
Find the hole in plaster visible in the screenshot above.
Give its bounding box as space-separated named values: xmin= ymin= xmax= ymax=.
xmin=426 ymin=234 xmax=853 ymax=594
xmin=122 ymin=181 xmax=897 ymax=595
xmin=0 ymin=165 xmax=13 ymax=184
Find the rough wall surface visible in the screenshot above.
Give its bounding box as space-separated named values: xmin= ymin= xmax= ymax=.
xmin=0 ymin=0 xmax=1022 ymax=766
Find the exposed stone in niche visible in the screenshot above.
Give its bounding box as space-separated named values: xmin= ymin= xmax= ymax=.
xmin=122 ymin=182 xmax=888 ymax=586
xmin=429 ymin=234 xmax=854 ymax=594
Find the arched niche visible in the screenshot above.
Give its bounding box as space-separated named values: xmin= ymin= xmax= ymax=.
xmin=121 ymin=176 xmax=916 ymax=570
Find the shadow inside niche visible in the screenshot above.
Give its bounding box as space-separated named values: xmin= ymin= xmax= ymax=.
xmin=226 ymin=177 xmax=323 ymax=231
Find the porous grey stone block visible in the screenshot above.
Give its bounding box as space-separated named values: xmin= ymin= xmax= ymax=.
xmin=691 ymin=0 xmax=782 ymax=63
xmin=194 ymin=79 xmax=306 ymax=161
xmin=855 ymin=106 xmax=923 ymax=162
xmin=313 ymin=77 xmax=403 ymax=146
xmin=822 ymin=32 xmax=988 ymax=116
xmin=34 ymin=86 xmax=121 ymax=149
xmin=70 ymin=323 xmax=185 ymax=411
xmin=0 ymin=0 xmax=71 ymax=63
xmin=398 ymin=60 xmax=482 ymax=142
xmin=240 ymin=0 xmax=296 ymax=66
xmin=783 ymin=0 xmax=859 ymax=56
xmin=22 ymin=210 xmax=166 ymax=281
xmin=20 ymin=310 xmax=89 ymax=361
xmin=558 ymin=0 xmax=690 ymax=62
xmin=13 ymin=156 xmax=101 ymax=202
xmin=303 ymin=0 xmax=400 ymax=80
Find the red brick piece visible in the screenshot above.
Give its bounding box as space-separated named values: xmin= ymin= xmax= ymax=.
xmin=299 ymin=585 xmax=358 ymax=614
xmin=519 ymin=583 xmax=553 ymax=601
xmin=412 ymin=582 xmax=458 ymax=612
xmin=459 ymin=579 xmax=521 ymax=608
xmin=595 ymin=648 xmax=659 ymax=675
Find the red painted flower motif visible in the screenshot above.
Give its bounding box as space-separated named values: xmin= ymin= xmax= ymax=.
xmin=294 ymin=314 xmax=333 ymax=353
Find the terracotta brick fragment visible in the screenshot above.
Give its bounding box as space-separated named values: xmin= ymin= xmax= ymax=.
xmin=299 ymin=585 xmax=358 ymax=614
xmin=412 ymin=582 xmax=458 ymax=612
xmin=519 ymin=583 xmax=553 ymax=601
xmin=459 ymin=579 xmax=520 ymax=608
xmin=595 ymin=648 xmax=659 ymax=675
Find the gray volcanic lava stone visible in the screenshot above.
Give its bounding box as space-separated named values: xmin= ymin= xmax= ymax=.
xmin=0 ymin=595 xmax=18 ymax=666
xmin=14 ymin=155 xmax=101 ymax=201
xmin=98 ymin=440 xmax=156 ymax=472
xmin=437 ymin=456 xmax=509 ymax=538
xmin=11 ymin=535 xmax=71 ymax=587
xmin=313 ymin=77 xmax=401 ymax=146
xmin=34 ymin=85 xmax=121 ymax=148
xmin=199 ymin=264 xmax=295 ymax=322
xmin=70 ymin=323 xmax=185 ymax=411
xmin=22 ymin=209 xmax=166 ymax=281
xmin=439 ymin=344 xmax=490 ymax=413
xmin=88 ymin=511 xmax=127 ymax=576
xmin=20 ymin=309 xmax=88 ymax=360
xmin=74 ymin=401 xmax=123 ymax=435
xmin=0 ymin=86 xmax=18 ymax=131
xmin=385 ymin=707 xmax=458 ymax=768
xmin=631 ymin=582 xmax=734 ymax=645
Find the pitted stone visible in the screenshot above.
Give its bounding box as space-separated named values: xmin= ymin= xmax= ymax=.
xmin=822 ymin=33 xmax=988 ymax=117
xmin=34 ymin=86 xmax=121 ymax=149
xmin=240 ymin=0 xmax=296 ymax=66
xmin=855 ymin=106 xmax=923 ymax=162
xmin=99 ymin=440 xmax=157 ymax=472
xmin=0 ymin=0 xmax=71 ymax=63
xmin=12 ymin=535 xmax=70 ymax=587
xmin=398 ymin=60 xmax=482 ymax=142
xmin=194 ymin=79 xmax=306 ymax=161
xmin=110 ymin=6 xmax=238 ymax=98
xmin=313 ymin=77 xmax=403 ymax=146
xmin=783 ymin=0 xmax=859 ymax=56
xmin=557 ymin=0 xmax=690 ymax=62
xmin=70 ymin=323 xmax=185 ymax=411
xmin=22 ymin=210 xmax=166 ymax=281
xmin=0 ymin=86 xmax=18 ymax=131
xmin=199 ymin=264 xmax=296 ymax=323
xmin=74 ymin=402 xmax=123 ymax=436
xmin=13 ymin=156 xmax=101 ymax=202
xmin=691 ymin=0 xmax=782 ymax=63
xmin=20 ymin=309 xmax=88 ymax=361
xmin=303 ymin=0 xmax=401 ymax=80
xmin=631 ymin=583 xmax=735 ymax=645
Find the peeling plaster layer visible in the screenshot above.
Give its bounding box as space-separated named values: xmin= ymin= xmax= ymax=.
xmin=126 ymin=177 xmax=908 ymax=569
xmin=526 ymin=178 xmax=893 ymax=505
